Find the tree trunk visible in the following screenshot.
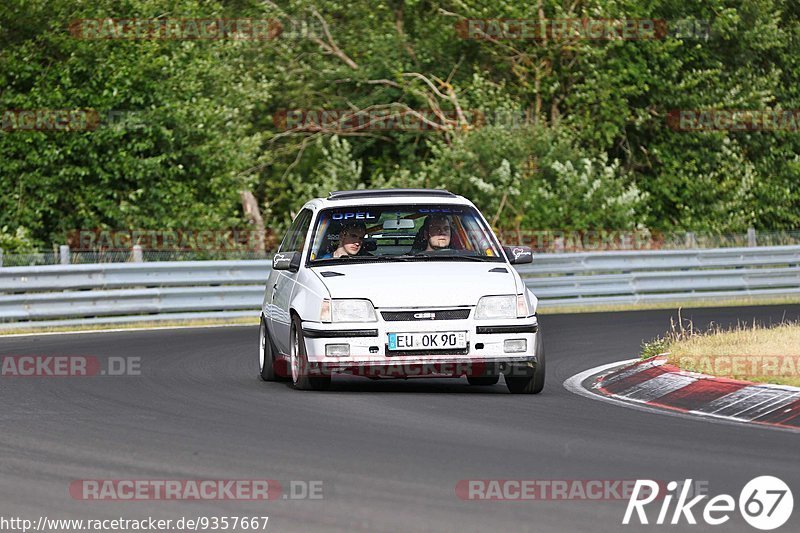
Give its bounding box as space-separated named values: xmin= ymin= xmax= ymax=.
xmin=240 ymin=190 xmax=266 ymax=254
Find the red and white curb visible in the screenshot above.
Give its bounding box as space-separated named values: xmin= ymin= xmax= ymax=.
xmin=564 ymin=356 xmax=800 ymax=432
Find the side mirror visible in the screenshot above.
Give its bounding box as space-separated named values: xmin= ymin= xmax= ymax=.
xmin=503 ymin=245 xmax=533 ymax=265
xmin=273 ymin=252 xmax=301 ymax=272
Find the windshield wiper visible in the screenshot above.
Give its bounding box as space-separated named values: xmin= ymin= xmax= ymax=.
xmin=315 ymin=255 xmax=414 ymax=264
xmin=371 ymin=255 xmax=416 ymax=262
xmin=410 ymin=253 xmax=492 ymax=262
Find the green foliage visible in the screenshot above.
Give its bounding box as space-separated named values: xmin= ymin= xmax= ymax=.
xmin=526 ymin=153 xmax=648 ymax=230
xmin=1 ymin=0 xmax=271 ymax=245
xmin=1 ymin=0 xmax=799 ymax=248
xmin=290 ymin=136 xmax=365 ymax=205
xmin=0 ymin=226 xmax=35 ymax=253
xmin=640 ymin=336 xmax=670 ymax=360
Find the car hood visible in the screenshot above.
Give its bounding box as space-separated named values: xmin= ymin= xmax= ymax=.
xmin=311 ymin=261 xmax=517 ymax=308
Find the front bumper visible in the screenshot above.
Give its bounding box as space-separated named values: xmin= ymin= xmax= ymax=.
xmin=300 ymin=313 xmax=539 ymax=377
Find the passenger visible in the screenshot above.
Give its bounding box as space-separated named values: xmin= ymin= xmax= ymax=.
xmin=320 ymin=221 xmax=367 ymax=258
xmin=412 ymin=214 xmax=452 ymax=252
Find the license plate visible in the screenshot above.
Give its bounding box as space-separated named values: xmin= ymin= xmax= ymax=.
xmin=387 ymin=331 xmax=467 ymax=350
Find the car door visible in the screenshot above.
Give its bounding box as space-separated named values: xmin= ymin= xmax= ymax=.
xmin=269 ymin=208 xmax=313 ymax=355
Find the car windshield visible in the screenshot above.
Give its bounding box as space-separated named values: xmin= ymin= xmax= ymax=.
xmin=307 ymin=204 xmax=504 ymax=264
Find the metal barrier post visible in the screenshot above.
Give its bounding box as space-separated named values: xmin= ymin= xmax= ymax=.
xmin=132 ymin=245 xmax=143 ymax=263
xmin=59 ymin=245 xmax=70 ymax=265
xmin=747 ymin=227 xmax=757 ymax=247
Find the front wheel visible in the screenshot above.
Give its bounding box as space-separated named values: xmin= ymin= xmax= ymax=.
xmin=505 ymin=331 xmax=545 ymax=394
xmin=290 ymin=315 xmax=331 ymax=391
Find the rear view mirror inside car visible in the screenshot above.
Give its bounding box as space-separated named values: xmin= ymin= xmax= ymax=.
xmin=383 ymin=219 xmax=415 ymax=230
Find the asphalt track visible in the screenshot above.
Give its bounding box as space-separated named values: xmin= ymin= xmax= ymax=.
xmin=1 ymin=305 xmax=799 ymax=533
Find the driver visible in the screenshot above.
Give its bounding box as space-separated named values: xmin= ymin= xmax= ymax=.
xmin=320 ymin=221 xmax=367 ymax=258
xmin=422 ymin=214 xmax=451 ymax=251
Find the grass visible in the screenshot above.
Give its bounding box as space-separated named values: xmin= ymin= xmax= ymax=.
xmin=640 ymin=314 xmax=800 ymax=387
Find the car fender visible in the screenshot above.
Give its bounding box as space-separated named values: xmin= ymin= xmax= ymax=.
xmin=261 ymin=269 xmax=279 ymax=317
xmin=527 ymin=288 xmax=539 ymax=315
xmin=509 ymin=269 xmax=537 ymax=315
xmin=289 ymin=267 xmax=330 ymax=323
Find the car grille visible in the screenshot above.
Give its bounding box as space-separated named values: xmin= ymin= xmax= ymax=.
xmin=385 ymin=346 xmax=470 ymax=357
xmin=381 ymin=309 xmax=471 ymax=321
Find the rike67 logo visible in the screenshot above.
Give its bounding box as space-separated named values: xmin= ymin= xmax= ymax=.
xmin=624 ymin=476 xmax=793 ymax=530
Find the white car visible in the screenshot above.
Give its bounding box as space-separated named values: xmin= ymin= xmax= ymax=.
xmin=258 ymin=189 xmax=544 ymax=393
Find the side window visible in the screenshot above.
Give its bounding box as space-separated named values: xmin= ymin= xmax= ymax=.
xmin=292 ymin=209 xmax=313 ymax=253
xmin=278 ymin=209 xmax=313 ymax=254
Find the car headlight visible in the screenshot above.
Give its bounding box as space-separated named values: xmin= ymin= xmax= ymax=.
xmin=320 ymin=299 xmax=377 ymax=323
xmin=475 ymin=295 xmax=528 ymax=319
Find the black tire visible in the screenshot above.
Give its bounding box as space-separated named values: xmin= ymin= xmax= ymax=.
xmin=290 ymin=315 xmax=331 ymax=391
xmin=505 ymin=330 xmax=545 ymax=394
xmin=467 ymin=375 xmax=500 ymax=386
xmin=259 ymin=316 xmax=287 ymax=381
xmin=258 ymin=316 xmax=275 ymax=381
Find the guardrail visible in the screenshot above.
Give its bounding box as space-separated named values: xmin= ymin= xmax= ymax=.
xmin=1 ymin=246 xmax=798 ymax=329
